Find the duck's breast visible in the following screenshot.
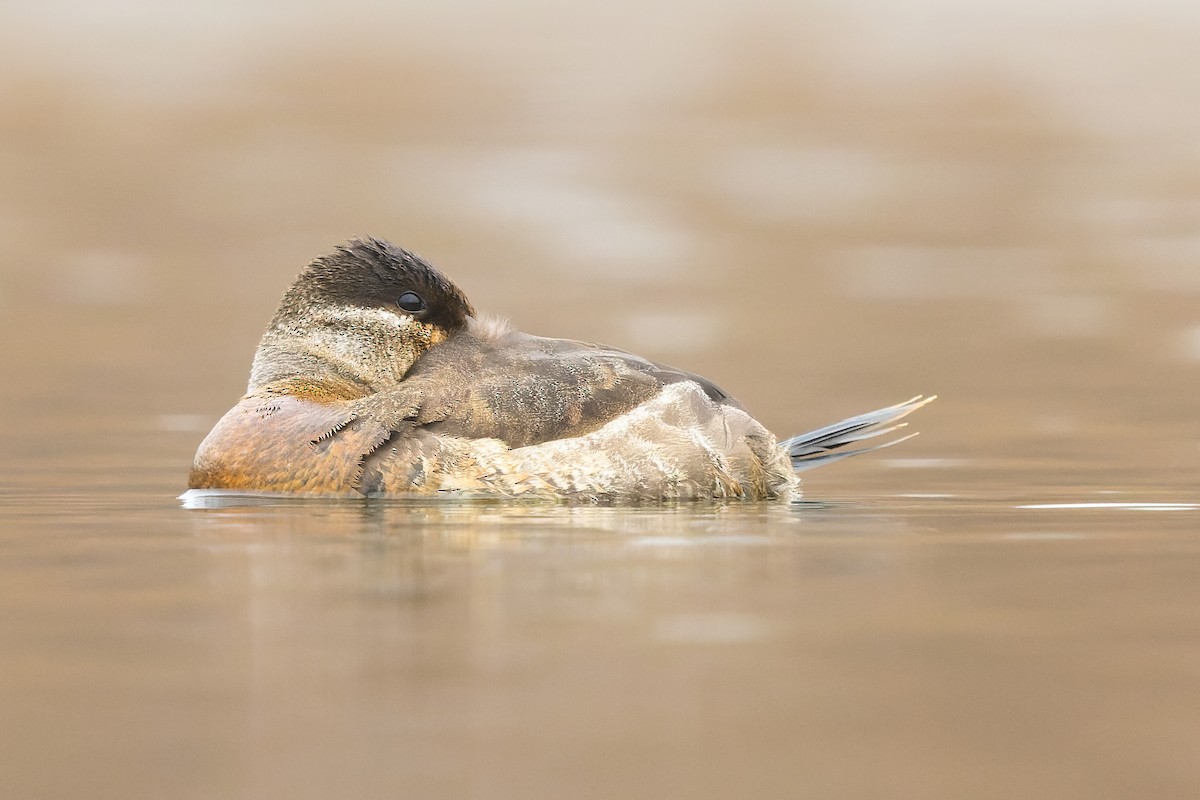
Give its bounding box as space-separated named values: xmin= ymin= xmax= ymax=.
xmin=188 ymin=394 xmax=370 ymax=495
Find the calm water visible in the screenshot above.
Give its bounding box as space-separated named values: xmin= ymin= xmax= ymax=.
xmin=4 ymin=3 xmax=1200 ymax=798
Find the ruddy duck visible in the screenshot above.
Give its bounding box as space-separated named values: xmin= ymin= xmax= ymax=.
xmin=188 ymin=238 xmax=933 ymax=501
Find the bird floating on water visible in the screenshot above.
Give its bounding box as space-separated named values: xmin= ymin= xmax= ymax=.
xmin=187 ymin=238 xmax=934 ymax=502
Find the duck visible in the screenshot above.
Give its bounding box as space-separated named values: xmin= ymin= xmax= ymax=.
xmin=187 ymin=237 xmax=933 ymax=501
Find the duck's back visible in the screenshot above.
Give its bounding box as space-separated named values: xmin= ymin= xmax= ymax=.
xmin=356 ymin=330 xmax=795 ymax=499
xmin=392 ymin=329 xmax=740 ymax=446
xmin=360 ymin=380 xmax=796 ymax=501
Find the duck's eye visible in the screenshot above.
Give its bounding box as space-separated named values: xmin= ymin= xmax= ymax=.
xmin=397 ymin=291 xmax=426 ymax=313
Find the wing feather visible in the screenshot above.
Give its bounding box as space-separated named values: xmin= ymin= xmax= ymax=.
xmin=393 ymin=330 xmax=731 ymax=448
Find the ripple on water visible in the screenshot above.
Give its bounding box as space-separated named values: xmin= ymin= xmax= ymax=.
xmin=1016 ymin=502 xmax=1199 ymax=511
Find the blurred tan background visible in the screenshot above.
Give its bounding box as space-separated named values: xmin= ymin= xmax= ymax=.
xmin=3 ymin=0 xmax=1200 ymax=489
xmin=5 ymin=5 xmax=1200 ymax=800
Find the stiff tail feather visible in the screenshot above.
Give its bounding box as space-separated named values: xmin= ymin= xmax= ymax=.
xmin=781 ymin=395 xmax=936 ymax=472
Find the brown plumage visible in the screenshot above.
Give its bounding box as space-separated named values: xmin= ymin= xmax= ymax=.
xmin=188 ymin=238 xmax=933 ymax=501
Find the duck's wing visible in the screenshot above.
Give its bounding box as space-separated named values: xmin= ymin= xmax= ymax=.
xmin=371 ymin=330 xmax=739 ymax=449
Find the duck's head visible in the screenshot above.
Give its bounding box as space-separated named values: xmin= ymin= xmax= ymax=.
xmin=249 ymin=237 xmax=475 ymax=393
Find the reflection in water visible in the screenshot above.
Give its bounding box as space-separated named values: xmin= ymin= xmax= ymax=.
xmin=6 ymin=489 xmax=1200 ymax=799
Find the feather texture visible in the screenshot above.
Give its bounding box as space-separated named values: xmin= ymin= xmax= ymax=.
xmin=782 ymin=395 xmax=937 ymax=471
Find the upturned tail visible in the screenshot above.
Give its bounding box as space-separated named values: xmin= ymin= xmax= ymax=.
xmin=782 ymin=395 xmax=936 ymax=472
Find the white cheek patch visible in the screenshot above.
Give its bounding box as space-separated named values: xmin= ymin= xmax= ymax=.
xmin=297 ymin=305 xmax=425 ymax=382
xmin=318 ymin=305 xmax=412 ymax=330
